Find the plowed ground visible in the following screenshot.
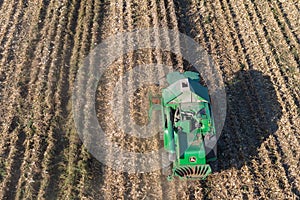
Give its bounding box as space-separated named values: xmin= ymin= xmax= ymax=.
xmin=0 ymin=0 xmax=299 ymax=199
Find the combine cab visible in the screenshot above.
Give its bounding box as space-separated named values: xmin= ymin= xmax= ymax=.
xmin=151 ymin=71 xmax=217 ymax=180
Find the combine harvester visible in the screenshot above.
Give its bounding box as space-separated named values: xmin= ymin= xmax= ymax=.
xmin=150 ymin=71 xmax=217 ymax=180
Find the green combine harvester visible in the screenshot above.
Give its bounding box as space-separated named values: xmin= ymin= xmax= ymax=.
xmin=150 ymin=71 xmax=217 ymax=180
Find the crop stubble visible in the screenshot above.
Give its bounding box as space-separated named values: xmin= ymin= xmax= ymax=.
xmin=0 ymin=0 xmax=299 ymax=199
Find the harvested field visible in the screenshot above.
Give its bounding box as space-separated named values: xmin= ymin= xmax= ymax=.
xmin=0 ymin=0 xmax=299 ymax=199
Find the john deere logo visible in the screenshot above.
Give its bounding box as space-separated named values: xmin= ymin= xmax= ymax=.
xmin=190 ymin=156 xmax=196 ymax=162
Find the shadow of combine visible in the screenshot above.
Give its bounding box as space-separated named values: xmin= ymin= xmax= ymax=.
xmin=214 ymin=69 xmax=283 ymax=171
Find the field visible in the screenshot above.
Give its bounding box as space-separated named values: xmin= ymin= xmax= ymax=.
xmin=0 ymin=0 xmax=299 ymax=199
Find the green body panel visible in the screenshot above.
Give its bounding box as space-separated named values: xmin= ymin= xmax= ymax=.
xmin=156 ymin=71 xmax=216 ymax=180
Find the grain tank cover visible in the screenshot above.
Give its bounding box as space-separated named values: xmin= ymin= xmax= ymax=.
xmin=163 ymin=72 xmax=210 ymax=104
